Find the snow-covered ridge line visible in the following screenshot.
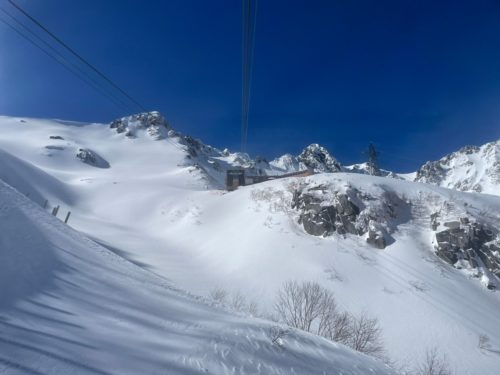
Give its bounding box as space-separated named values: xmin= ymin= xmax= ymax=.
xmin=414 ymin=140 xmax=500 ymax=195
xmin=108 ymin=112 xmax=500 ymax=196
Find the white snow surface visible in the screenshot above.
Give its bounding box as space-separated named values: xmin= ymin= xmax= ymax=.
xmin=0 ymin=119 xmax=395 ymax=374
xmin=1 ymin=114 xmax=500 ymax=374
xmin=0 ymin=179 xmax=397 ymax=375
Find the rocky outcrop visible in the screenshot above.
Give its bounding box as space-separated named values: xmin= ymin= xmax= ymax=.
xmin=110 ymin=111 xmax=169 ymax=140
xmin=292 ymin=190 xmax=360 ymax=237
xmin=298 ymin=144 xmax=341 ymax=173
xmin=290 ymin=184 xmax=404 ymax=249
xmin=76 ymin=148 xmax=110 ymax=168
xmin=433 ymin=216 xmax=500 ymax=289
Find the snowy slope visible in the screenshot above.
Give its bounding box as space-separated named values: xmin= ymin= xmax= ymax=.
xmin=414 ymin=141 xmax=500 ymax=195
xmin=0 ymin=179 xmax=397 ymax=374
xmin=1 ymin=114 xmax=500 ymax=374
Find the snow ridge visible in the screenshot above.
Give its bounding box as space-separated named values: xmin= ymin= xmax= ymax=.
xmin=414 ymin=141 xmax=500 ymax=195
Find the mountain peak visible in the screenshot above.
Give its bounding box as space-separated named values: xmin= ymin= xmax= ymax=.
xmin=414 ymin=139 xmax=500 ymax=194
xmin=109 ymin=111 xmax=169 ymax=140
xmin=297 ymin=143 xmax=341 ymax=172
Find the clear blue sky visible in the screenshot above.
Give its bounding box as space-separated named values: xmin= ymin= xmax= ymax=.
xmin=1 ymin=0 xmax=500 ymax=172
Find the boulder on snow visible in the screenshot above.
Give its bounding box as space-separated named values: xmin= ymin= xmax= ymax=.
xmin=76 ymin=148 xmax=110 ymax=168
xmin=366 ymin=230 xmax=386 ymax=249
xmin=365 ymin=220 xmax=387 ymax=249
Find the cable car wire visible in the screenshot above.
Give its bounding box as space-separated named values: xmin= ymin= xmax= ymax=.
xmin=8 ymin=0 xmax=147 ymax=112
xmin=241 ymin=0 xmax=257 ymax=153
xmin=0 ymin=7 xmax=133 ymax=112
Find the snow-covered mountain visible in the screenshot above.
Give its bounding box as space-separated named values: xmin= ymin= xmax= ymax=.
xmin=414 ymin=141 xmax=500 ymax=195
xmin=1 ymin=112 xmax=500 ymax=374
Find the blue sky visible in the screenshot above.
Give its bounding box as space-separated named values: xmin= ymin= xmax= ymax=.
xmin=1 ymin=0 xmax=500 ymax=172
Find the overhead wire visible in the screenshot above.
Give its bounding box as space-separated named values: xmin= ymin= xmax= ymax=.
xmin=7 ymin=0 xmax=147 ymax=112
xmin=241 ymin=0 xmax=257 ymax=153
xmin=0 ymin=7 xmax=134 ymax=113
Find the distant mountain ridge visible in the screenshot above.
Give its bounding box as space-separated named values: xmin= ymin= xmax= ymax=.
xmin=109 ymin=112 xmax=499 ymax=195
xmin=414 ymin=141 xmax=500 ymax=195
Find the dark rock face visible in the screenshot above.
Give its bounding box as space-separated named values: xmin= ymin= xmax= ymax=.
xmin=289 ymin=184 xmax=407 ymax=249
xmin=76 ymin=148 xmax=110 ymax=168
xmin=367 ymin=230 xmax=386 ymax=249
xmin=433 ymin=218 xmax=500 ymax=282
xmin=49 ymin=135 xmax=64 ymax=140
xmin=292 ymin=189 xmax=369 ymax=241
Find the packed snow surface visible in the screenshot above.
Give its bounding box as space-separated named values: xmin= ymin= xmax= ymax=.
xmin=1 ymin=114 xmax=500 ymax=374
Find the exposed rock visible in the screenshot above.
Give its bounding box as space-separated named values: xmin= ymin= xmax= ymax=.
xmin=76 ymin=148 xmax=110 ymax=168
xmin=293 ymin=190 xmax=361 ymax=237
xmin=433 ymin=217 xmax=500 ymax=283
xmin=367 ymin=230 xmax=386 ymax=249
xmin=110 ymin=111 xmax=169 ymax=140
xmin=364 ymin=220 xmax=386 ymax=249
xmin=49 ymin=135 xmax=64 ymax=140
xmin=291 ymin=186 xmax=394 ymax=249
xmin=297 ymin=144 xmax=341 ymax=173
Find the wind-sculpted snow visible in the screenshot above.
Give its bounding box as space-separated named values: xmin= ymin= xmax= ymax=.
xmin=0 ymin=179 xmax=397 ymax=374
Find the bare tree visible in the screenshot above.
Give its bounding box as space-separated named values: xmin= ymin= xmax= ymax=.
xmin=274 ymin=280 xmax=387 ymax=361
xmin=230 ymin=291 xmax=247 ymax=311
xmin=246 ymin=299 xmax=259 ymax=316
xmin=415 ymin=347 xmax=453 ymax=375
xmin=321 ymin=310 xmax=354 ymax=345
xmin=275 ymin=280 xmax=331 ymax=332
xmin=347 ymin=312 xmax=385 ymax=359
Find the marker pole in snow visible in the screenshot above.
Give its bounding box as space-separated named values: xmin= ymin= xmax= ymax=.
xmin=64 ymin=211 xmax=71 ymax=224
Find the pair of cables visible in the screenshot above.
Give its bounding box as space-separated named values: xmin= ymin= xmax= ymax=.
xmin=0 ymin=0 xmax=146 ymax=114
xmin=241 ymin=0 xmax=257 ymax=153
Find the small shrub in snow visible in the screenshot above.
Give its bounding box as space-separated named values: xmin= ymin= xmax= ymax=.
xmin=269 ymin=325 xmax=289 ymax=347
xmin=415 ymin=347 xmax=453 ymax=375
xmin=478 ymin=334 xmax=492 ymax=351
xmin=230 ymin=291 xmax=247 ymax=311
xmin=209 ymin=288 xmax=228 ymax=304
xmin=209 ymin=288 xmax=259 ymax=315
